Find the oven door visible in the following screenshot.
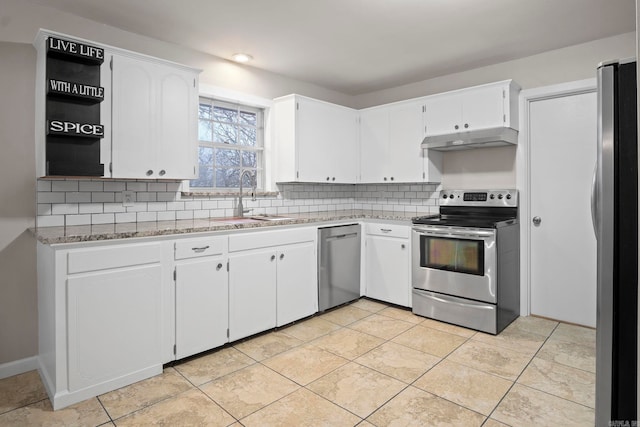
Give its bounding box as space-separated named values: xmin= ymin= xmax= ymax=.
xmin=412 ymin=226 xmax=497 ymax=303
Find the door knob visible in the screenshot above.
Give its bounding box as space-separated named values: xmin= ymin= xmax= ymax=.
xmin=533 ymin=216 xmax=542 ymax=226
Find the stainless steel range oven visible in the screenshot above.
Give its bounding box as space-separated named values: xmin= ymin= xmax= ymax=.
xmin=411 ymin=189 xmax=519 ymax=334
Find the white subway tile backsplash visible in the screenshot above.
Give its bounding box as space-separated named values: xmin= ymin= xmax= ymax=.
xmin=37 ymin=215 xmax=64 ymax=227
xmin=51 ymin=181 xmax=79 ymax=192
xmin=92 ymin=192 xmax=115 ymax=203
xmin=38 ymin=192 xmax=65 ymax=204
xmin=92 ymin=213 xmax=115 ymax=224
xmin=79 ymin=203 xmax=104 ymax=214
xmin=115 ymin=212 xmax=137 ymax=223
xmin=36 ymin=179 xmax=441 ymax=227
xmin=66 ymin=192 xmax=92 ymax=203
xmin=79 ymin=181 xmax=104 ymax=192
xmin=104 ymin=181 xmax=126 ymax=192
xmin=136 ymin=212 xmax=157 ymax=222
xmin=127 ymin=182 xmax=147 ymax=192
xmin=66 ymin=214 xmax=92 ymax=226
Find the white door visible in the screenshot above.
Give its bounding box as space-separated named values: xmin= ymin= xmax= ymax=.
xmin=275 ymin=241 xmax=317 ymax=326
xmin=175 ymin=256 xmax=228 ymax=359
xmin=228 ymin=248 xmax=277 ymax=341
xmin=529 ymin=90 xmax=597 ymax=327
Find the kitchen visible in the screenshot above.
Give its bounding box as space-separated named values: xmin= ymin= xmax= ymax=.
xmin=0 ymin=0 xmax=637 ymax=425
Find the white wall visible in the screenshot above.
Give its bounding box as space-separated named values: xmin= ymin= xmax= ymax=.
xmin=0 ymin=0 xmax=355 ymax=108
xmin=0 ymin=42 xmax=37 ymax=365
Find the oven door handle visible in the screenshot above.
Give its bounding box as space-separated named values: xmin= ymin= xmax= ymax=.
xmin=416 ymin=290 xmax=495 ymax=310
xmin=412 ymin=228 xmax=495 ymax=239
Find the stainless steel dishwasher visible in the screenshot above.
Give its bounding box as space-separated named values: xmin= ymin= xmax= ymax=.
xmin=318 ymin=224 xmax=361 ymax=311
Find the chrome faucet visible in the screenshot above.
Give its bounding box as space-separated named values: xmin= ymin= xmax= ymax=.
xmin=237 ymin=170 xmax=257 ymax=217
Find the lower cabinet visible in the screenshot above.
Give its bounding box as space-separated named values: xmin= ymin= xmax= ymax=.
xmin=38 ymin=240 xmax=170 ymax=410
xmin=174 ymin=236 xmax=228 ymax=359
xmin=228 ymin=227 xmax=317 ymax=340
xmin=364 ymin=223 xmax=411 ymax=307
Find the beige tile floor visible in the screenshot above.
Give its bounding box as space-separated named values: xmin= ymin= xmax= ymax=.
xmin=0 ymin=298 xmax=596 ymax=426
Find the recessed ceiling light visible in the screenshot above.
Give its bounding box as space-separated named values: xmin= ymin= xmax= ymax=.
xmin=231 ymin=53 xmax=253 ymax=63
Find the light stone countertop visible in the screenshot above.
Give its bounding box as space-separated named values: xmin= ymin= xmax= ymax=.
xmin=31 ymin=210 xmax=433 ymax=244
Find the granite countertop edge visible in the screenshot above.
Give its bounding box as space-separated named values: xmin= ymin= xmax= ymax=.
xmin=31 ymin=210 xmax=429 ymax=245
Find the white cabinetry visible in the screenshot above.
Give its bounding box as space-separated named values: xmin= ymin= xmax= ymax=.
xmin=228 ymin=227 xmax=317 ymax=340
xmin=364 ymin=223 xmax=411 ymax=307
xmin=360 ymin=99 xmax=442 ymax=183
xmin=174 ymin=236 xmax=228 ymax=359
xmin=274 ymin=95 xmax=358 ymax=183
xmin=37 ymin=240 xmax=171 ymax=410
xmin=424 ymin=80 xmax=519 ymax=136
xmin=111 ymin=53 xmax=199 ymax=179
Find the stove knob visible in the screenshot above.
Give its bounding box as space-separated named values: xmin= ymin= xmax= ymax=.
xmin=498 ymin=194 xmax=504 ymax=200
xmin=490 ymin=194 xmax=495 ymax=199
xmin=506 ymin=194 xmax=512 ymax=200
xmin=442 ymin=194 xmax=448 ymax=199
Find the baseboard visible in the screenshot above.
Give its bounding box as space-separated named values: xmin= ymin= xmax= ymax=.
xmin=0 ymin=356 xmax=39 ymax=380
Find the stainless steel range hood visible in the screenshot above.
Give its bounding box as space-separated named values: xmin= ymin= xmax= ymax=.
xmin=421 ymin=127 xmax=518 ymax=151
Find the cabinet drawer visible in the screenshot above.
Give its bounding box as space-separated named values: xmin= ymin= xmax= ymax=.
xmin=174 ymin=236 xmax=227 ymax=260
xmin=67 ymin=243 xmax=162 ymax=274
xmin=365 ymin=223 xmax=409 ymax=239
xmin=229 ymin=227 xmax=316 ymax=252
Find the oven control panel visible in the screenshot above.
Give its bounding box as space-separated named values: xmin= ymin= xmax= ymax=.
xmin=440 ymin=189 xmax=518 ymax=207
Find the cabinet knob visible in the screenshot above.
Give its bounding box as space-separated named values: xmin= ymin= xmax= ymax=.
xmin=454 ymin=125 xmax=459 ymax=130
xmin=332 ymin=177 xmax=335 ymax=181
xmin=216 ymin=263 xmax=223 ymax=270
xmin=146 ymin=169 xmax=153 ymax=176
xmin=464 ymin=123 xmax=469 ymax=129
xmin=401 ymin=244 xmax=406 ymax=249
xmin=280 ymin=253 xmax=285 ymax=260
xmin=270 ymin=255 xmax=276 ymax=261
xmin=159 ymin=169 xmax=166 ymax=176
xmin=326 ymin=177 xmax=330 ymax=181
xmin=390 ymin=177 xmax=394 ymax=181
xmin=383 ymin=177 xmax=387 ymax=181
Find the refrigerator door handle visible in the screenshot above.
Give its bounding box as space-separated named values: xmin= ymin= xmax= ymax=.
xmin=590 ymin=163 xmax=598 ymax=238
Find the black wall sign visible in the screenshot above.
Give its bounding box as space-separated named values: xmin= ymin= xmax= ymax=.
xmin=45 ymin=35 xmax=105 ymax=176
xmin=47 ymin=37 xmax=104 ymax=65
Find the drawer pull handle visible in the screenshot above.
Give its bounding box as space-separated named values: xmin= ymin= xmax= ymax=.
xmin=380 ymin=228 xmax=392 ymax=233
xmin=191 ymin=246 xmax=210 ymax=253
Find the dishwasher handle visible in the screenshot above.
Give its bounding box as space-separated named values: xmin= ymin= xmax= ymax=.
xmin=325 ymin=232 xmax=359 ymax=241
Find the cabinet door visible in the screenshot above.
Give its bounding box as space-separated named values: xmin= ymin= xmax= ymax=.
xmin=365 ymin=235 xmax=410 ymax=307
xmin=359 ymin=107 xmax=389 ymax=183
xmin=296 ymin=97 xmax=358 ymax=183
xmin=228 ymin=248 xmax=277 ymax=341
xmin=111 ymin=54 xmax=156 ymax=178
xmin=175 ymin=257 xmax=228 ymax=359
xmin=388 ymin=101 xmax=425 ymax=182
xmin=461 ymin=84 xmax=505 ymax=131
xmin=156 ymin=64 xmax=198 ymax=179
xmin=67 ymin=264 xmax=162 ymax=392
xmin=424 ymin=94 xmax=462 ymax=136
xmin=276 ymin=241 xmax=317 ymax=326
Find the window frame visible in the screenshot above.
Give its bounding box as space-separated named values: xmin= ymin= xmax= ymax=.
xmin=192 ymin=95 xmax=266 ymax=191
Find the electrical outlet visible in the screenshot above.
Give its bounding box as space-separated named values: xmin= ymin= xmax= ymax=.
xmin=122 ymin=191 xmax=135 ymax=207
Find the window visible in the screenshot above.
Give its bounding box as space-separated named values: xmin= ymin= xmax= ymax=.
xmin=191 ymin=97 xmax=264 ymax=189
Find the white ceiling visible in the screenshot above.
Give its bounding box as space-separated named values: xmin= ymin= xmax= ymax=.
xmin=25 ymin=0 xmax=636 ymax=95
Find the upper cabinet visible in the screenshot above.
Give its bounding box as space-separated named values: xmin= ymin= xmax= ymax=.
xmin=274 ymin=95 xmax=358 ymax=183
xmin=424 ymin=80 xmax=520 ymax=137
xmin=359 ymin=99 xmax=441 ymax=184
xmin=34 ymin=30 xmax=200 ymax=179
xmin=111 ymin=53 xmax=198 ymax=179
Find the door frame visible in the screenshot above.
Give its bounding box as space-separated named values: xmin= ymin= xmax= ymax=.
xmin=516 ymin=78 xmax=597 ymax=316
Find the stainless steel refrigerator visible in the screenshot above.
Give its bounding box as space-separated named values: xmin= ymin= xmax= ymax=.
xmin=595 ymin=59 xmax=637 ymax=426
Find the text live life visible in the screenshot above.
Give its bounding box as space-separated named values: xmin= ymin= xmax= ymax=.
xmin=48 ymin=37 xmax=104 ymax=61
